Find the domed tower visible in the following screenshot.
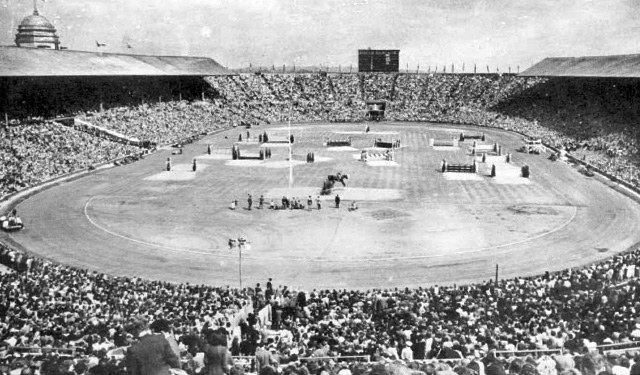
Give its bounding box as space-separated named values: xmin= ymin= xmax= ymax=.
xmin=15 ymin=6 xmax=60 ymax=50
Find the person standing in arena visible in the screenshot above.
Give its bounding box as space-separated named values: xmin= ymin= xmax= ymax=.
xmin=247 ymin=194 xmax=253 ymax=210
xmin=335 ymin=194 xmax=341 ymax=208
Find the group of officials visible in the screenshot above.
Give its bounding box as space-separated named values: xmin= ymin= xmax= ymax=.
xmin=229 ymin=194 xmax=357 ymax=211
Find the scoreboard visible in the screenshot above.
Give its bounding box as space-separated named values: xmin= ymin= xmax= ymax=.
xmin=358 ymin=49 xmax=400 ymax=73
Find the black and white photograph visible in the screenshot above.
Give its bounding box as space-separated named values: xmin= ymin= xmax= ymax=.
xmin=2 ymin=0 xmax=640 ymax=374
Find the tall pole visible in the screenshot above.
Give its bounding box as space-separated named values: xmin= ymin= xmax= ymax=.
xmin=288 ymin=78 xmax=294 ymax=188
xmin=495 ymin=263 xmax=499 ymax=284
xmin=238 ymin=243 xmax=243 ymax=289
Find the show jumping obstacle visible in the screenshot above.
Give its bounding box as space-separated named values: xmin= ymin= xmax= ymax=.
xmin=374 ymin=139 xmax=400 ymax=149
xmin=430 ymin=138 xmax=459 ymax=147
xmin=361 ymin=149 xmax=395 ymax=162
xmin=231 ymin=145 xmax=271 ymax=160
xmin=479 ymin=153 xmax=511 ymax=164
xmin=471 ymin=141 xmax=501 ymax=156
xmin=325 ymin=137 xmax=352 ymax=147
xmin=441 ymin=159 xmax=477 ymax=173
xmin=459 ymin=132 xmax=486 ymax=142
xmin=262 ymin=131 xmax=294 ymax=144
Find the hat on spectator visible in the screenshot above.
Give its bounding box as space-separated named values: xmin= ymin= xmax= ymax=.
xmin=150 ymin=319 xmax=171 ymax=333
xmin=74 ymin=362 xmax=87 ymax=375
xmin=467 ymin=361 xmax=481 ymax=375
xmin=486 ymin=362 xmax=506 ymax=375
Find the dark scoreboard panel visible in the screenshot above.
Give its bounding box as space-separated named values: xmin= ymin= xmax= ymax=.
xmin=358 ymin=49 xmax=400 ymax=73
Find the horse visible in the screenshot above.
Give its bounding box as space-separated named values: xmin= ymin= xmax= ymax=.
xmin=321 ymin=173 xmax=349 ymax=195
xmin=327 ymin=173 xmax=348 ymax=187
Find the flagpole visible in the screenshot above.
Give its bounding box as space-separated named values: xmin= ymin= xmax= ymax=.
xmin=288 ymin=78 xmax=293 ymax=188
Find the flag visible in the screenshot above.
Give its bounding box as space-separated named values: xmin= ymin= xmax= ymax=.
xmin=229 ymin=238 xmax=251 ymax=250
xmin=228 ymin=239 xmax=237 ymax=249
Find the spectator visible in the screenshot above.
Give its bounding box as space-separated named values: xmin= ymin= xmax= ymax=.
xmin=124 ymin=316 xmax=181 ymax=375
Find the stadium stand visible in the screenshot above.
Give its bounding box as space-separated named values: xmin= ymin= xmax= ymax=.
xmin=2 ymin=242 xmax=640 ymax=374
xmin=5 ymin=70 xmax=640 ymax=374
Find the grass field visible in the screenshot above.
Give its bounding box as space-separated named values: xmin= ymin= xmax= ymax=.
xmin=5 ymin=122 xmax=640 ymax=289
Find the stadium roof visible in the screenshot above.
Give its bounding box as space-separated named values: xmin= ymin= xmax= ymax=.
xmin=0 ymin=46 xmax=230 ymax=77
xmin=520 ymin=54 xmax=640 ymax=78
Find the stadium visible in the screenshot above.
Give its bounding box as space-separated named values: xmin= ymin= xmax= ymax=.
xmin=3 ymin=2 xmax=640 ymax=375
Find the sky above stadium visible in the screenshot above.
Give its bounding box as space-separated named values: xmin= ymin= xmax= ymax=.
xmin=3 ymin=0 xmax=640 ymax=71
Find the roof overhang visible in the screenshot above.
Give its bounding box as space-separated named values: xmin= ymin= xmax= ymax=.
xmin=520 ymin=54 xmax=640 ymax=78
xmin=0 ymin=46 xmax=231 ymax=77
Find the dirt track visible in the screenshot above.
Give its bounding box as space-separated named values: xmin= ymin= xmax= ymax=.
xmin=5 ymin=123 xmax=640 ymax=289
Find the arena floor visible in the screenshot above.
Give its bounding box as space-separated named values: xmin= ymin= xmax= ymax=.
xmin=5 ymin=122 xmax=640 ymax=289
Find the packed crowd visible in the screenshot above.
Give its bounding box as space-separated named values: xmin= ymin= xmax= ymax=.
xmin=0 ymin=244 xmax=255 ymax=374
xmin=0 ymin=120 xmax=140 ymax=200
xmin=78 ymin=101 xmax=231 ymax=146
xmin=2 ymin=239 xmax=640 ymax=374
